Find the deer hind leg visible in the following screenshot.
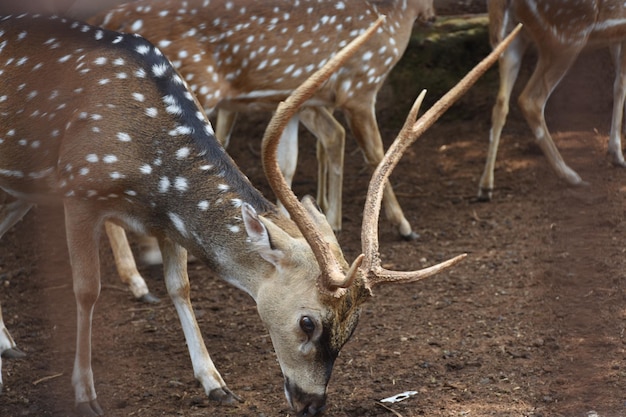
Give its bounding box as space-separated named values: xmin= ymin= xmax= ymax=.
xmin=478 ymin=34 xmax=529 ymax=201
xmin=608 ymin=42 xmax=626 ymax=166
xmin=64 ymin=201 xmax=104 ymax=416
xmin=104 ymin=222 xmax=159 ymax=303
xmin=0 ymin=198 xmax=32 ymax=392
xmin=343 ymin=102 xmax=417 ymax=240
xmin=159 ymin=238 xmax=241 ymax=404
xmin=299 ymin=106 xmax=345 ymax=232
xmin=518 ymin=45 xmax=585 ymax=186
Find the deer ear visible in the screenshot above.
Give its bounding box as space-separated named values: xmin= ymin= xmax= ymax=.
xmin=241 ymin=203 xmax=286 ymax=265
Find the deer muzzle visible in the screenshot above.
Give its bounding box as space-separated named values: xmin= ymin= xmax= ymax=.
xmin=284 ymin=377 xmax=327 ymax=416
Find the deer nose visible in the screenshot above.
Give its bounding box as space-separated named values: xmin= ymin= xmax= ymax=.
xmin=285 ymin=379 xmax=327 ymax=416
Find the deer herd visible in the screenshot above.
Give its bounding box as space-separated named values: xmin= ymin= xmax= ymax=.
xmin=0 ymin=0 xmax=620 ymax=415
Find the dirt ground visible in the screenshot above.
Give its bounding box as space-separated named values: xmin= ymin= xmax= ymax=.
xmin=3 ymin=3 xmax=626 ymax=417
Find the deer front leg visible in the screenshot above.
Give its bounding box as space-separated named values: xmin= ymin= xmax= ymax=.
xmin=64 ymin=201 xmax=104 ymax=417
xmin=104 ymin=222 xmax=159 ymax=303
xmin=299 ymin=106 xmax=345 ymax=232
xmin=159 ymin=238 xmax=241 ymax=404
xmin=478 ymin=34 xmax=528 ymax=201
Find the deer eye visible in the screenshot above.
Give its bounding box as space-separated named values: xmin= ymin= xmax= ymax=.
xmin=299 ymin=316 xmax=316 ymax=335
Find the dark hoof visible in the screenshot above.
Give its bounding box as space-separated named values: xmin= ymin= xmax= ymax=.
xmin=138 ymin=292 xmax=160 ymax=304
xmin=476 ymin=188 xmax=493 ymax=202
xmin=400 ymin=230 xmax=420 ymax=241
xmin=208 ymin=387 xmax=243 ymax=405
xmin=75 ymin=399 xmax=104 ymax=416
xmin=2 ymin=347 xmax=26 ymax=359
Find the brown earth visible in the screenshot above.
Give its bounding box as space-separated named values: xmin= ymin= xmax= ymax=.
xmin=2 ymin=4 xmax=626 ymax=417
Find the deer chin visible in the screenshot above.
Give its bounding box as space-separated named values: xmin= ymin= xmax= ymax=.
xmin=284 ymin=377 xmax=327 ymax=417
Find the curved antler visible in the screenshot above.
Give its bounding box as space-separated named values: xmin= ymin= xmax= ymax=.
xmin=262 ymin=16 xmax=386 ymax=295
xmin=359 ymin=24 xmax=524 ymax=291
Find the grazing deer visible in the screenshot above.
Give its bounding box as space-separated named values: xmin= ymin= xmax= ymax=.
xmin=90 ymin=0 xmax=437 ymax=238
xmin=478 ymin=0 xmax=626 ymax=200
xmin=0 ymin=12 xmax=518 ymax=417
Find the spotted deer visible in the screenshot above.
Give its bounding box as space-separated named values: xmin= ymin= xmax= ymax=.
xmin=91 ymin=0 xmax=437 ymax=238
xmin=88 ymin=0 xmax=438 ymax=303
xmin=478 ymin=0 xmax=626 ymax=200
xmin=0 ymin=12 xmax=519 ymax=417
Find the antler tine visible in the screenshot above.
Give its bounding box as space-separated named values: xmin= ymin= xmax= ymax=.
xmin=360 ymin=23 xmax=523 ymax=290
xmin=261 ymin=16 xmax=386 ymax=295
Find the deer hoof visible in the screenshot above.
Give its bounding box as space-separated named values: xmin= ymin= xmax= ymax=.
xmin=476 ymin=188 xmax=493 ymax=202
xmin=209 ymin=387 xmax=243 ymax=404
xmin=400 ymin=230 xmax=420 ymax=241
xmin=75 ymin=399 xmax=104 ymax=417
xmin=1 ymin=347 xmax=26 ymax=359
xmin=138 ymin=292 xmax=160 ymax=304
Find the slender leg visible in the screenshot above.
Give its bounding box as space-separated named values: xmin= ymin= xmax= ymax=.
xmin=342 ymin=100 xmax=417 ymax=240
xmin=104 ymin=222 xmax=159 ymax=303
xmin=159 ymin=238 xmax=241 ymax=403
xmin=64 ymin=201 xmax=104 ymax=417
xmin=299 ymin=107 xmax=345 ymax=232
xmin=517 ymin=44 xmax=585 ymax=186
xmin=608 ymin=42 xmax=626 ymax=166
xmin=478 ymin=34 xmax=529 ymax=200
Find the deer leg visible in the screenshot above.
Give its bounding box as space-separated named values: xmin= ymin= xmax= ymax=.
xmin=343 ymin=102 xmax=417 ymax=240
xmin=608 ymin=42 xmax=626 ymax=166
xmin=159 ymin=238 xmax=241 ymax=404
xmin=104 ymin=222 xmax=159 ymax=303
xmin=215 ymin=108 xmax=239 ymax=148
xmin=518 ymin=45 xmax=585 ymax=186
xmin=299 ymin=107 xmax=345 ymax=232
xmin=64 ymin=201 xmax=104 ymax=417
xmin=478 ymin=34 xmax=529 ymax=201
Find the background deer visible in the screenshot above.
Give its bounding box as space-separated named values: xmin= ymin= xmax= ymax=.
xmin=86 ymin=0 xmax=437 ymax=303
xmin=90 ymin=0 xmax=436 ymax=238
xmin=0 ymin=12 xmax=519 ymax=417
xmin=478 ymin=0 xmax=626 ymax=201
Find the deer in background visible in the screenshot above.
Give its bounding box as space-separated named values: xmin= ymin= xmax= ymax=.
xmin=87 ymin=0 xmax=437 ymax=302
xmin=0 ymin=12 xmax=518 ymax=417
xmin=91 ymin=0 xmax=436 ymax=238
xmin=478 ymin=0 xmax=626 ymax=201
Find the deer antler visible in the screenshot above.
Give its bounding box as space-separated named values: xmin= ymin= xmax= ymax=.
xmin=262 ymin=16 xmax=386 ymax=295
xmin=263 ymin=16 xmax=522 ymax=296
xmin=359 ymin=23 xmax=524 ymax=291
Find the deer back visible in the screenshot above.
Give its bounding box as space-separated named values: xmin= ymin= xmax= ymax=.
xmin=92 ymin=0 xmax=434 ymax=114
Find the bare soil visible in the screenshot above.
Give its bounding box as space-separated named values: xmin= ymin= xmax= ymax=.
xmin=2 ymin=5 xmax=626 ymax=417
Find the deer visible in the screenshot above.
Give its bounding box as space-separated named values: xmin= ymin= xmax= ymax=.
xmin=86 ymin=0 xmax=438 ymax=303
xmin=0 ymin=11 xmax=520 ymax=417
xmin=478 ymin=0 xmax=626 ymax=201
xmin=90 ymin=0 xmax=437 ymax=239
